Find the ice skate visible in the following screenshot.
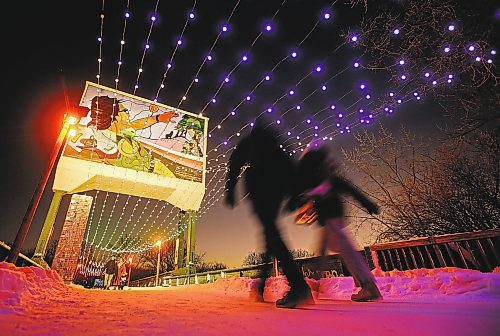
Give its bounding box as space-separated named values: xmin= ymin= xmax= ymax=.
xmin=351 ymin=281 xmax=382 ymax=302
xmin=276 ymin=287 xmax=315 ymax=309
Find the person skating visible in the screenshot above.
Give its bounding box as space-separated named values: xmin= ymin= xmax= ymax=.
xmin=114 ymin=257 xmax=128 ymax=290
xmin=103 ymin=255 xmax=118 ymax=290
xmin=289 ymin=145 xmax=382 ymax=302
xmin=224 ymin=117 xmax=314 ymax=309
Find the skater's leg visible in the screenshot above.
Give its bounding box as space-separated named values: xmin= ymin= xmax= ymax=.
xmin=324 ymin=218 xmax=381 ymax=301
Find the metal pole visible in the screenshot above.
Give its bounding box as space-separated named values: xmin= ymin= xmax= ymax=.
xmin=7 ymin=117 xmax=74 ymax=264
xmin=127 ymin=258 xmax=133 ymax=287
xmin=156 ymin=244 xmax=161 ymax=286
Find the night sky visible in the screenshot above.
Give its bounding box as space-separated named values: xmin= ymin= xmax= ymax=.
xmin=2 ymin=0 xmax=483 ymax=267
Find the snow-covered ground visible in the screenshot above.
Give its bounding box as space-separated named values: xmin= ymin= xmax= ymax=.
xmin=1 ymin=261 xmax=500 ymax=335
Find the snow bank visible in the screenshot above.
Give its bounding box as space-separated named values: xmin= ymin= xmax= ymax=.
xmin=212 ymin=267 xmax=500 ymax=303
xmin=0 ymin=262 xmax=69 ymax=314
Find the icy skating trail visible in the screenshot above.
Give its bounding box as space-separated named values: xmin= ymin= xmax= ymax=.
xmin=2 ymin=284 xmax=500 ymax=336
xmin=1 ymin=262 xmax=500 ymax=335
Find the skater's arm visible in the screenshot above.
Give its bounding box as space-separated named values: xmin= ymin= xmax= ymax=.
xmin=335 ymin=176 xmax=380 ymax=215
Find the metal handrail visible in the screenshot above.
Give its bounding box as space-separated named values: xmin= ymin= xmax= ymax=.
xmin=0 ymin=241 xmax=44 ymax=268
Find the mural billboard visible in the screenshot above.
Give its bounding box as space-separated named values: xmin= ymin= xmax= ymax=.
xmin=53 ymin=82 xmax=208 ymax=210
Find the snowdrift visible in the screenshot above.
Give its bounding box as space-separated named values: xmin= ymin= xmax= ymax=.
xmin=0 ymin=262 xmax=69 ymax=313
xmin=212 ymin=267 xmax=500 ymax=302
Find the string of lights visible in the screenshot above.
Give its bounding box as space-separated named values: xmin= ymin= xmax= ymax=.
xmin=132 ymin=0 xmax=161 ymax=95
xmin=153 ymin=0 xmax=198 ymax=102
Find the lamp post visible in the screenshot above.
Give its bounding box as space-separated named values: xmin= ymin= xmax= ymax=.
xmin=127 ymin=257 xmax=133 ymax=287
xmin=7 ymin=115 xmax=78 ymax=264
xmin=155 ymin=241 xmax=162 ymax=287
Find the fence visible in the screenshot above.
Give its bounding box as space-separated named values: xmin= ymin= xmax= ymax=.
xmin=369 ymin=229 xmax=500 ymax=272
xmin=130 ymin=229 xmax=500 ymax=288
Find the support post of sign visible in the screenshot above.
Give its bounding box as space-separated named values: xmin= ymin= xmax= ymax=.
xmin=32 ymin=190 xmax=66 ymax=268
xmin=185 ymin=210 xmax=198 ymax=269
xmin=7 ymin=116 xmax=76 ymax=265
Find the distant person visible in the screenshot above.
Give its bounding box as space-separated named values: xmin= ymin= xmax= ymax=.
xmin=103 ymin=256 xmax=118 ymax=290
xmin=114 ymin=257 xmax=128 ymax=290
xmin=224 ymin=117 xmax=313 ymax=309
xmin=288 ymin=145 xmax=382 ymax=302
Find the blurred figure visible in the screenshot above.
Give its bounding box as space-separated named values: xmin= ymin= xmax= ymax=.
xmin=225 ymin=118 xmax=313 ymax=309
xmin=288 ymin=145 xmax=382 ymax=302
xmin=114 ymin=257 xmax=128 ymax=290
xmin=103 ymin=255 xmax=118 ymax=290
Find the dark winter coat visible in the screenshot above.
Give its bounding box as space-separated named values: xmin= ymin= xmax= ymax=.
xmin=104 ymin=259 xmax=118 ymax=275
xmin=225 ymin=123 xmax=295 ymax=201
xmin=289 ymin=148 xmax=379 ymax=224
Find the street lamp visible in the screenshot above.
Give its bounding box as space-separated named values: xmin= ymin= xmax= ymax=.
xmin=155 ymin=241 xmax=162 ymax=287
xmin=127 ymin=257 xmax=133 ymax=287
xmin=7 ymin=114 xmax=79 ymax=264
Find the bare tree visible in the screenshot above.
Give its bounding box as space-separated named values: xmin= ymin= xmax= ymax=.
xmin=343 ymin=125 xmax=500 ymax=242
xmin=136 ymin=240 xmax=176 ymax=275
xmin=351 ymin=0 xmax=499 ymax=135
xmin=242 ymin=249 xmax=313 ymax=265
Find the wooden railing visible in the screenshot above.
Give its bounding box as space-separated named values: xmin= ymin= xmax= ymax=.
xmin=124 ymin=229 xmax=500 ymax=288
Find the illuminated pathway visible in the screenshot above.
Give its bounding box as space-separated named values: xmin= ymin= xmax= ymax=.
xmin=2 ymin=283 xmax=499 ymax=336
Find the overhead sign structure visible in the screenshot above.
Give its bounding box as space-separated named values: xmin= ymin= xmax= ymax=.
xmin=53 ymin=82 xmax=208 ymax=210
xmin=52 ymin=194 xmax=93 ymax=282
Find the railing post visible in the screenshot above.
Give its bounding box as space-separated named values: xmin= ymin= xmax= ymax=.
xmin=369 ymin=248 xmax=381 ymax=271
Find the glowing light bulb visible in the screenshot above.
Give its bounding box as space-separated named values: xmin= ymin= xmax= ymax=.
xmin=323 ymin=12 xmax=331 ymax=20
xmin=189 ymin=12 xmax=195 ymax=19
xmin=315 ymin=65 xmax=322 ymax=72
xmin=351 ymin=35 xmax=358 ymax=42
xmin=400 ymin=74 xmax=407 ymax=80
xmin=265 ymin=23 xmax=272 ymax=32
xmin=296 ymin=105 xmax=301 ymax=110
xmin=475 ymin=56 xmax=481 ymax=62
xmin=468 ymin=45 xmax=475 ymax=52
xmin=291 ymin=51 xmax=298 ymax=58
xmin=330 ymin=105 xmax=336 ymax=110
xmin=194 ymin=78 xmax=199 ymax=83
xmin=393 ymin=28 xmax=400 ymax=35
xmin=264 ymin=75 xmax=271 ymax=81
xmin=365 ymin=94 xmax=371 ymax=99
xmin=222 ymin=24 xmax=229 ymax=32
xmin=321 ymin=85 xmax=327 ymax=91
xmin=359 ymin=84 xmax=366 ymax=90
xmin=212 ymin=98 xmax=216 ymax=103
xmin=424 ymin=72 xmax=430 ymax=77
xmin=177 ymin=39 xmax=183 ymax=45
xmin=399 ymin=59 xmax=405 ymax=65
xmin=242 ymin=54 xmax=248 ymax=62
xmin=353 ymin=62 xmax=360 ymax=68
xmin=444 ymin=46 xmax=451 ymax=53
xmin=491 ymin=50 xmax=497 ymax=55
xmin=289 ymin=89 xmax=295 ymax=95
xmin=151 ymin=16 xmax=156 ymax=22
xmin=125 ymin=12 xmax=130 ymax=18
xmin=207 ymin=54 xmax=213 ymax=61
xmin=246 ymin=95 xmax=251 ymax=101
xmin=448 ymin=24 xmax=455 ymax=31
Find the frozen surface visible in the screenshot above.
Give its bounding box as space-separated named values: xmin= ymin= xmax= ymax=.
xmin=1 ymin=262 xmax=499 ymax=335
